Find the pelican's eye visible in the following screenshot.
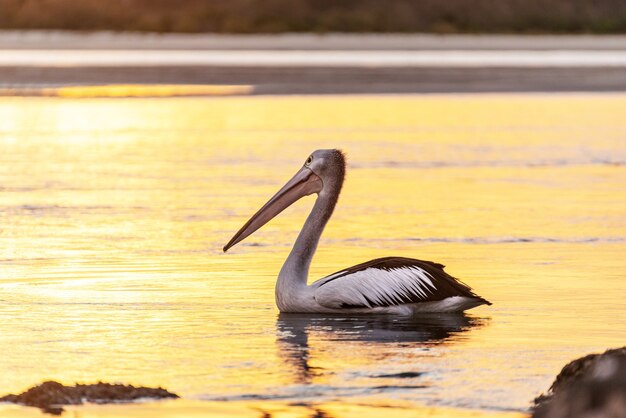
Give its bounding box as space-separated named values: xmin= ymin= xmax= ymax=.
xmin=305 ymin=155 xmax=313 ymax=166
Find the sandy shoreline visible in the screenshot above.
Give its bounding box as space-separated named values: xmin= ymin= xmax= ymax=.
xmin=2 ymin=31 xmax=626 ymax=50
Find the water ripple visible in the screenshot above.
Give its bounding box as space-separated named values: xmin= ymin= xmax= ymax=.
xmin=342 ymin=236 xmax=625 ymax=244
xmin=352 ymin=158 xmax=625 ymax=169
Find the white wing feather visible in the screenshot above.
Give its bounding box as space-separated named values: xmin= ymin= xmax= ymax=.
xmin=313 ymin=266 xmax=438 ymax=309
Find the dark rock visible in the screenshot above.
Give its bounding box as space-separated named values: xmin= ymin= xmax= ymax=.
xmin=0 ymin=381 xmax=179 ymax=415
xmin=532 ymin=347 xmax=626 ymax=418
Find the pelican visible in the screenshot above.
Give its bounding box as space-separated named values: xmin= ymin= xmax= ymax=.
xmin=224 ymin=149 xmax=491 ymax=314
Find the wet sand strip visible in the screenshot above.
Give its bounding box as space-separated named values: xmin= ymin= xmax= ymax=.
xmin=2 ymin=65 xmax=626 ymax=95
xmin=0 ymin=83 xmax=253 ymax=97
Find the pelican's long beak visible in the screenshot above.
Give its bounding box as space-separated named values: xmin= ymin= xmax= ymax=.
xmin=223 ymin=167 xmax=323 ymax=252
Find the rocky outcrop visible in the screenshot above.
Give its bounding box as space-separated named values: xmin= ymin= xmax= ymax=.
xmin=532 ymin=347 xmax=626 ymax=418
xmin=0 ymin=381 xmax=178 ymax=415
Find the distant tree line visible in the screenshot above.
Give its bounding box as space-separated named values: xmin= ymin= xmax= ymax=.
xmin=1 ymin=0 xmax=626 ymax=33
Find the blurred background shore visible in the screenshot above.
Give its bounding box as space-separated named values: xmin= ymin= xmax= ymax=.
xmin=2 ymin=31 xmax=626 ymax=94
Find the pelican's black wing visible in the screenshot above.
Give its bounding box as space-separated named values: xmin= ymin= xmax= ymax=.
xmin=312 ymin=257 xmax=491 ymax=309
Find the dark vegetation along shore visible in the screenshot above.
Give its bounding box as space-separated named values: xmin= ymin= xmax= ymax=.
xmin=1 ymin=0 xmax=626 ymax=33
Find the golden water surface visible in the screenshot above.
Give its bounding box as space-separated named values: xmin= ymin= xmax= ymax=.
xmin=0 ymin=94 xmax=625 ymax=417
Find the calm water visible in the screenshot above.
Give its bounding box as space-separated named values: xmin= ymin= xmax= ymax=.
xmin=0 ymin=94 xmax=625 ymax=417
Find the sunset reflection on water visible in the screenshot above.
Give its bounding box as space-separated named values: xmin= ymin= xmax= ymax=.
xmin=0 ymin=94 xmax=624 ymax=417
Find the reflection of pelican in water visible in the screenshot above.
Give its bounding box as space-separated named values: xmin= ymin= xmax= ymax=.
xmin=276 ymin=313 xmax=485 ymax=384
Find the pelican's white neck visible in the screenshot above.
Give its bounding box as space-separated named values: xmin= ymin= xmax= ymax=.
xmin=275 ymin=186 xmax=339 ymax=311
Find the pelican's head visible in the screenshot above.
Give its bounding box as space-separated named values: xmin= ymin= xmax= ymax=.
xmin=223 ymin=149 xmax=345 ymax=252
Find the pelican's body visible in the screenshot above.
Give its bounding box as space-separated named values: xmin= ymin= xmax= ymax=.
xmin=224 ymin=149 xmax=490 ymax=314
xmin=276 ymin=257 xmax=488 ymax=314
